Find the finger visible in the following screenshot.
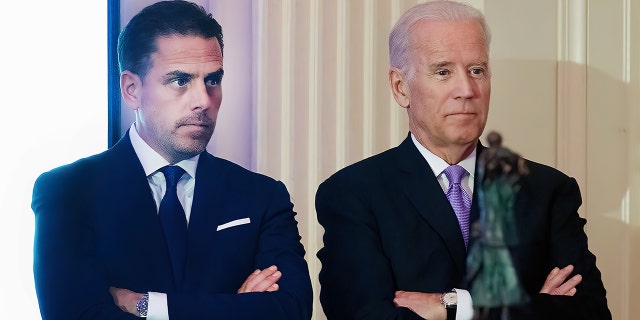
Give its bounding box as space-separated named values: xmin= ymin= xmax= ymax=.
xmin=552 ymin=265 xmax=574 ymax=284
xmin=554 ymin=274 xmax=582 ymax=295
xmin=252 ymin=270 xmax=282 ymax=292
xmin=393 ymin=296 xmax=407 ymax=308
xmin=238 ymin=269 xmax=260 ymax=293
xmin=266 ymin=283 xmax=279 ymax=292
xmin=559 ymin=264 xmax=574 ymax=275
xmin=544 ymin=267 xmax=559 ymax=282
xmin=540 ymin=265 xmax=573 ymax=293
xmin=245 ymin=269 xmax=261 ymax=282
xmin=242 ymin=266 xmax=279 ymax=292
xmin=541 ymin=266 xmax=564 ymax=291
xmin=566 ymin=287 xmax=577 ymax=296
xmin=247 ymin=266 xmax=278 ymax=289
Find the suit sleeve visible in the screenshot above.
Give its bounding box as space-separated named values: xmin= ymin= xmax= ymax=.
xmin=32 ymin=170 xmax=138 ymax=320
xmin=166 ymin=181 xmax=313 ymax=319
xmin=315 ymin=177 xmax=421 ymax=320
xmin=530 ymin=177 xmax=611 ymax=320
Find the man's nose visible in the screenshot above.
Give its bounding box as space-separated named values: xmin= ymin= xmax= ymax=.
xmin=453 ymin=74 xmax=475 ymax=100
xmin=190 ymin=82 xmax=212 ymax=110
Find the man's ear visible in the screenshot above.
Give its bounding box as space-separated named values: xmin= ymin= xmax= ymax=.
xmin=389 ymin=67 xmax=410 ymax=108
xmin=120 ymin=71 xmax=142 ymax=110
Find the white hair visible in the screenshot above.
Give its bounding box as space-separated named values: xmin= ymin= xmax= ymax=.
xmin=389 ymin=0 xmax=491 ymax=78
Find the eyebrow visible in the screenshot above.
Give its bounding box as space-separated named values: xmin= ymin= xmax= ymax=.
xmin=161 ymin=68 xmax=224 ymax=84
xmin=473 ymin=62 xmax=489 ymax=69
xmin=205 ymin=69 xmax=225 ymax=81
xmin=428 ymin=61 xmax=489 ymax=70
xmin=162 ymin=70 xmax=193 ymax=84
xmin=429 ymin=61 xmax=452 ymax=71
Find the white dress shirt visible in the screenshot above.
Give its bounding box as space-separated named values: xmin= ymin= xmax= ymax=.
xmin=129 ymin=123 xmax=199 ymax=320
xmin=411 ymin=133 xmax=475 ymax=320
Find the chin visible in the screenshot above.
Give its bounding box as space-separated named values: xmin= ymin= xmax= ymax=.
xmin=188 ymin=141 xmax=209 ymax=154
xmin=451 ymin=130 xmax=480 ymax=143
xmin=173 ymin=139 xmax=208 ymax=157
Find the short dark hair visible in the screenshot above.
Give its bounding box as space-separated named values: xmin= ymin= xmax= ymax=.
xmin=117 ymin=0 xmax=223 ymax=79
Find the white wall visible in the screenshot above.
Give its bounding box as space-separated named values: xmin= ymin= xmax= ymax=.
xmin=0 ymin=1 xmax=108 ymax=318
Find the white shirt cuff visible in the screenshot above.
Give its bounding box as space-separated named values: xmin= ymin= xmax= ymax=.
xmin=454 ymin=288 xmax=473 ymax=320
xmin=147 ymin=292 xmax=169 ymax=320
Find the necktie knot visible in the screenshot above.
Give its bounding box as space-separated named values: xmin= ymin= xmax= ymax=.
xmin=443 ymin=164 xmax=467 ymax=186
xmin=160 ymin=165 xmax=185 ymax=190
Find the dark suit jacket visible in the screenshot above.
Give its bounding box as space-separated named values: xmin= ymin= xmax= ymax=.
xmin=32 ymin=132 xmax=312 ymax=320
xmin=316 ymin=134 xmax=610 ymax=319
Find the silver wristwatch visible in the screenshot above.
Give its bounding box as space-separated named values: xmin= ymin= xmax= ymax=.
xmin=440 ymin=289 xmax=457 ymax=320
xmin=136 ymin=293 xmax=149 ymax=318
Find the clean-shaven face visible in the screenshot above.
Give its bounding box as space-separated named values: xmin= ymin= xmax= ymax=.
xmin=405 ymin=19 xmax=490 ymax=154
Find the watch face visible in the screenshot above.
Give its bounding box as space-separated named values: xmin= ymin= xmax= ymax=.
xmin=442 ymin=292 xmax=457 ymax=306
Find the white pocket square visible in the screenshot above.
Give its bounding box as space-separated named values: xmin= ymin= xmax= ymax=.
xmin=216 ymin=218 xmax=251 ymax=231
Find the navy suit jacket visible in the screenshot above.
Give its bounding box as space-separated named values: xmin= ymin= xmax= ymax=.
xmin=316 ymin=134 xmax=610 ymax=319
xmin=32 ymin=132 xmax=312 ymax=319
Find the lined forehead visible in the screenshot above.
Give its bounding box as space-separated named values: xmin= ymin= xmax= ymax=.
xmin=153 ymin=36 xmax=223 ymax=63
xmin=403 ymin=1 xmax=491 ymax=45
xmin=408 ymin=20 xmax=488 ymax=54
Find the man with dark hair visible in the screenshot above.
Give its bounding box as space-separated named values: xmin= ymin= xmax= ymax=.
xmin=31 ymin=1 xmax=312 ymax=319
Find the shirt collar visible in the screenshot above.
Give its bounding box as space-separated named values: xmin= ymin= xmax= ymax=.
xmin=128 ymin=123 xmax=199 ymax=178
xmin=410 ymin=133 xmax=476 ymax=179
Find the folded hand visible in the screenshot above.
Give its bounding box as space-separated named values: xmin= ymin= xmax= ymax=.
xmin=539 ymin=264 xmax=582 ymax=296
xmin=238 ymin=265 xmax=281 ymax=293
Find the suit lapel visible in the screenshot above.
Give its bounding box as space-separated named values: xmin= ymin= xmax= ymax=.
xmin=393 ymin=135 xmax=468 ymax=273
xmin=100 ymin=132 xmax=175 ymax=289
xmin=104 ymin=132 xmax=162 ymax=227
xmin=188 ymin=152 xmax=227 ymax=235
xmin=183 ymin=153 xmax=228 ymax=287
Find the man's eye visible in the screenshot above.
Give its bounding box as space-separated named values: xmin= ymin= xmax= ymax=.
xmin=206 ymin=78 xmax=221 ymax=86
xmin=470 ymin=68 xmax=484 ymax=75
xmin=436 ymin=70 xmax=449 ymax=76
xmin=173 ymin=78 xmax=188 ymax=87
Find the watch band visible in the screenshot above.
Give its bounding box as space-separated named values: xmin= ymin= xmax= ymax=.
xmin=441 ymin=289 xmax=457 ymax=320
xmin=136 ymin=293 xmax=149 ymax=318
xmin=446 ymin=305 xmax=457 ymax=320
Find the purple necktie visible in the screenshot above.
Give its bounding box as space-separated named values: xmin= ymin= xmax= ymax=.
xmin=443 ymin=165 xmax=471 ymax=248
xmin=159 ymin=165 xmax=188 ymax=289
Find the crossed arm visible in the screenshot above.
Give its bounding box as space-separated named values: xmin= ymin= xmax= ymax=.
xmin=315 ymin=167 xmax=609 ymax=320
xmin=111 ymin=265 xmax=283 ymax=316
xmin=393 ymin=265 xmax=583 ymax=320
xmin=32 ymin=170 xmax=312 ymax=320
